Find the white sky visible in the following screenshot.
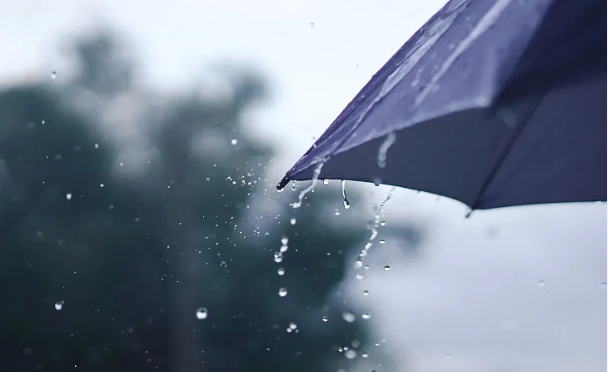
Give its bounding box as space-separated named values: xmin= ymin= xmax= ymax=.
xmin=1 ymin=0 xmax=605 ymax=371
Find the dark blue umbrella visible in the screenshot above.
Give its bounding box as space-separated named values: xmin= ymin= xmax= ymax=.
xmin=277 ymin=0 xmax=606 ymax=210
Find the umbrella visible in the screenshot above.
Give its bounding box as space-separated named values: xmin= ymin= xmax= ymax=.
xmin=277 ymin=0 xmax=606 ymax=211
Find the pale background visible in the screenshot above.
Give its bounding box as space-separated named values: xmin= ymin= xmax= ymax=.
xmin=1 ymin=1 xmax=605 ymax=371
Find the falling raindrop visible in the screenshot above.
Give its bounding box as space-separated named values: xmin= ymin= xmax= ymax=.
xmin=322 ymin=316 xmax=328 ymax=322
xmin=54 ymin=300 xmax=64 ymax=311
xmin=341 ymin=180 xmax=350 ymax=209
xmin=66 ymin=193 xmax=72 ymax=200
xmin=377 ymin=132 xmax=396 ymax=168
xmin=278 ymin=287 xmax=288 ymax=297
xmin=345 ymin=349 xmax=357 ymax=359
xmin=195 ymin=307 xmax=208 ymax=320
xmin=342 ymin=312 xmax=356 ymax=323
xmin=290 ymin=218 xmax=297 ymax=225
xmin=292 ymin=161 xmax=325 ymax=208
xmin=280 ymin=245 xmax=288 ymax=253
xmin=277 ymin=267 xmax=285 ymax=276
xmin=355 ymin=187 xmax=396 ymax=271
xmin=273 ymin=252 xmax=284 ymax=263
xmin=361 ymin=313 xmax=371 ymax=320
xmin=231 ymin=139 xmax=238 ymax=145
xmin=281 ymin=237 xmax=289 ymax=245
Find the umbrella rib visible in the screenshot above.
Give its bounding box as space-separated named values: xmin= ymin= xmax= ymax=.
xmin=469 ymin=96 xmax=543 ymax=210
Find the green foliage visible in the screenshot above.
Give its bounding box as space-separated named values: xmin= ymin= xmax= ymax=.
xmin=0 ymin=31 xmax=422 ymax=372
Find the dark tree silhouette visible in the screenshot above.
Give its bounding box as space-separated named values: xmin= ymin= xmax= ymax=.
xmin=0 ymin=31 xmax=422 ymax=372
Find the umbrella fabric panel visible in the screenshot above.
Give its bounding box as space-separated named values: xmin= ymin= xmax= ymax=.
xmin=290 ymin=108 xmax=510 ymax=207
xmin=282 ymin=0 xmax=553 ymax=183
xmin=480 ymin=77 xmax=607 ymax=209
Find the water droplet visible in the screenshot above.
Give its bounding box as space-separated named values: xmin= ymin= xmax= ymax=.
xmin=355 ymin=272 xmax=365 ymax=280
xmin=195 ymin=307 xmax=208 ymax=320
xmin=380 ymin=221 xmax=386 ymax=226
xmin=379 ymin=239 xmax=386 ymax=244
xmin=273 ymin=252 xmax=283 ymax=263
xmin=231 ymin=139 xmax=238 ymax=145
xmin=277 ymin=267 xmax=285 ymax=276
xmin=94 ymin=143 xmax=99 ymax=149
xmin=66 ymin=193 xmax=72 ymax=200
xmin=345 ymin=349 xmax=357 ymax=359
xmin=322 ymin=316 xmax=328 ymax=322
xmin=355 ymin=187 xmax=395 ymax=266
xmin=373 ymin=177 xmax=382 ymax=186
xmin=54 ymin=300 xmax=64 ymax=311
xmin=342 ymin=312 xmax=356 ymax=323
xmin=322 ymin=179 xmax=329 ymax=185
xmin=361 ymin=313 xmax=371 ymax=320
xmin=280 ymin=245 xmax=288 ymax=253
xmin=538 ymin=280 xmax=546 ymax=288
xmin=51 ymin=71 xmax=57 ymax=79
xmin=292 ymin=162 xmax=325 ymax=208
xmin=601 ymin=282 xmax=606 ymax=290
xmin=281 ymin=236 xmax=289 ymax=245
xmin=278 ymin=287 xmax=288 ymax=297
xmin=290 ymin=218 xmax=297 ymax=225
xmin=291 ymin=181 xmax=297 ymax=191
xmin=341 ymin=180 xmax=350 ymax=209
xmin=362 ymin=352 xmax=369 ymax=358
xmin=383 ymin=265 xmax=390 ymax=271
xmin=362 ymin=290 xmax=369 ymax=296
xmin=377 ymin=132 xmax=396 ymax=168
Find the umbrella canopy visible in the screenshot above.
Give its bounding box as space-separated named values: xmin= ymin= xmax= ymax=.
xmin=277 ymin=0 xmax=607 ymax=210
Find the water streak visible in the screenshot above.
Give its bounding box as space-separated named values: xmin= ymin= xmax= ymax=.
xmin=355 ymin=187 xmax=396 ymax=269
xmin=377 ymin=132 xmax=396 ymax=168
xmin=291 ymin=162 xmax=325 ymax=209
xmin=341 ymin=180 xmax=351 ymax=209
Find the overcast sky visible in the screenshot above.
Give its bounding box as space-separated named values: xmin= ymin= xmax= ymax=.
xmin=1 ymin=1 xmax=605 ymax=371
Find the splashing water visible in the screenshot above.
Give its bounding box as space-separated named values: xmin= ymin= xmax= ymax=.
xmin=291 ymin=162 xmax=325 ymax=209
xmin=341 ymin=180 xmax=351 ymax=209
xmin=377 ymin=132 xmax=396 ymax=168
xmin=356 ymin=187 xmax=396 ymax=268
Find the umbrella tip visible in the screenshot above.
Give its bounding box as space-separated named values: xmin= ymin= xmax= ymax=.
xmin=276 ymin=175 xmax=290 ymax=191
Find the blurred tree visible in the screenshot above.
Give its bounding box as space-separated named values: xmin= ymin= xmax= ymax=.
xmin=0 ymin=31 xmax=422 ymax=372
